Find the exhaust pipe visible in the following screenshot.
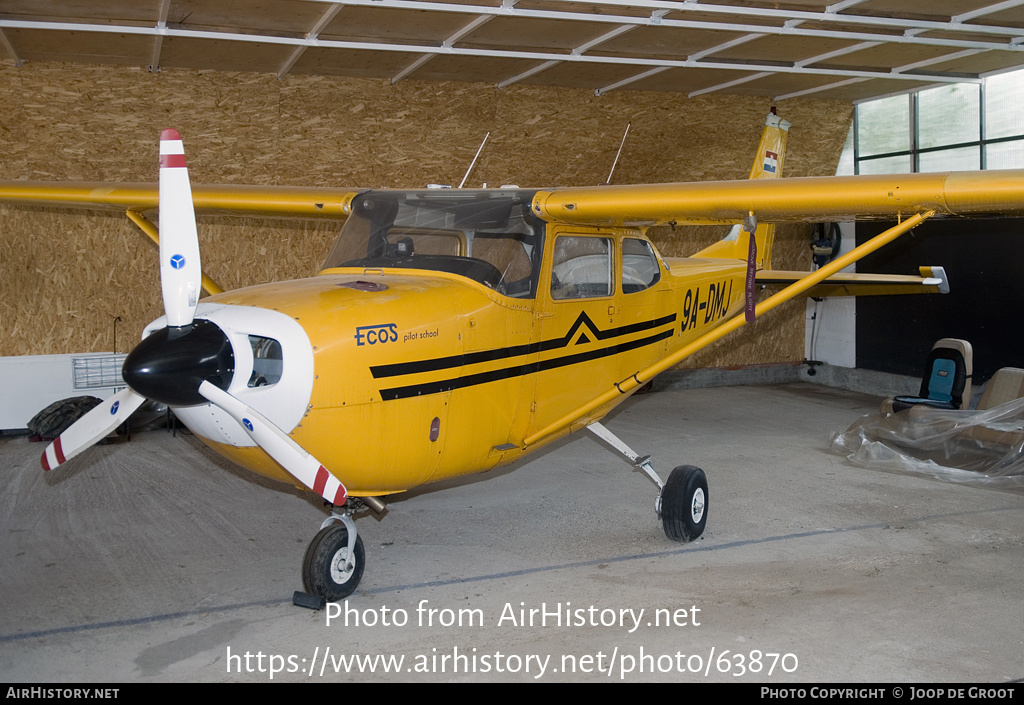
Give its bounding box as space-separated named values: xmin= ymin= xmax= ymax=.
xmin=361 ymin=495 xmax=387 ymax=514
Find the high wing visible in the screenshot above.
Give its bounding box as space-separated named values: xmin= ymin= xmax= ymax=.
xmin=530 ymin=170 xmax=1024 ymax=226
xmin=0 ymin=182 xmax=361 ymax=218
xmin=3 ymin=169 xmax=1024 ymax=223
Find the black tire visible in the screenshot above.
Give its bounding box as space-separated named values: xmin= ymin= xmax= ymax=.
xmin=661 ymin=465 xmax=708 ymax=542
xmin=302 ymin=524 xmax=365 ymax=601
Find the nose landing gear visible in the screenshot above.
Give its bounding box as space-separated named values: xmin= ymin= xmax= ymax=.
xmin=298 ymin=496 xmax=387 ymax=604
xmin=302 ymin=511 xmax=366 ymax=602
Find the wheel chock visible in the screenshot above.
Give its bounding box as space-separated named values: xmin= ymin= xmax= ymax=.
xmin=292 ymin=590 xmax=326 ymax=611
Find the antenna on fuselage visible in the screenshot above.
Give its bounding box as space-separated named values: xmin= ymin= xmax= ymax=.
xmin=606 ymin=122 xmax=631 ymax=185
xmin=459 ymin=132 xmax=490 ymax=188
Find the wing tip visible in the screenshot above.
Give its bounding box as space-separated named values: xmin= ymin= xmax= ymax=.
xmin=160 ymin=128 xmax=182 ymax=142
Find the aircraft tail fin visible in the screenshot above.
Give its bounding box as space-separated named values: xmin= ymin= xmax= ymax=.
xmin=694 ymin=110 xmax=791 ymax=269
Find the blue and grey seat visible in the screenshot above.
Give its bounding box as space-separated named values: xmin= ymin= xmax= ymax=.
xmin=884 ymin=338 xmax=973 ymax=414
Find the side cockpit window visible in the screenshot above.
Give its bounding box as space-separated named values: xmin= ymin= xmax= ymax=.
xmin=551 ymin=236 xmax=613 ymax=300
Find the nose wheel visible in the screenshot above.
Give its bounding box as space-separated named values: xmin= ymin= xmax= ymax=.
xmin=302 ymin=511 xmax=365 ymax=601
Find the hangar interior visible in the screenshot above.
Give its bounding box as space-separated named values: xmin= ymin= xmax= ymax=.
xmin=1 ymin=0 xmax=1024 ymax=683
xmin=3 ymin=0 xmax=1024 ymax=374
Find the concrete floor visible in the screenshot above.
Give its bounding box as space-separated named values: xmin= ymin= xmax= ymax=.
xmin=1 ymin=383 xmax=1022 ymax=683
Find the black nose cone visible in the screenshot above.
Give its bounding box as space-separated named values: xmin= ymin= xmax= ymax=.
xmin=123 ymin=319 xmax=235 ymax=406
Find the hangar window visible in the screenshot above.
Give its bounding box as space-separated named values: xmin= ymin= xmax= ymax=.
xmin=855 ymin=68 xmax=1024 ymax=174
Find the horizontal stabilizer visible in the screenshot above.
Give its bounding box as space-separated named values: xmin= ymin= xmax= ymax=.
xmin=756 ymin=265 xmax=949 ymax=297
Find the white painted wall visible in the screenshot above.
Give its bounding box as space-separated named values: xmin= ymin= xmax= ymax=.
xmin=805 ymin=127 xmax=857 ymax=368
xmin=0 ymin=353 xmax=125 ymax=430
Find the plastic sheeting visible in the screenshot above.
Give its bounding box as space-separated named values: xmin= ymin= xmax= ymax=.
xmin=831 ymin=396 xmax=1024 ymax=488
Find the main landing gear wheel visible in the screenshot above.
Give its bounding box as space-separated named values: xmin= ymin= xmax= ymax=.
xmin=660 ymin=465 xmax=708 ymax=542
xmin=302 ymin=523 xmax=365 ymax=601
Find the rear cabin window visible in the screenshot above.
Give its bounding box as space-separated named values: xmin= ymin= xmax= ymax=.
xmin=621 ymin=238 xmax=660 ymax=293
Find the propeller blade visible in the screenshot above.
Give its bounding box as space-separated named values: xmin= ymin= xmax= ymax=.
xmin=198 ymin=381 xmax=347 ymax=506
xmin=158 ymin=128 xmax=202 ymax=328
xmin=40 ymin=388 xmax=146 ymax=471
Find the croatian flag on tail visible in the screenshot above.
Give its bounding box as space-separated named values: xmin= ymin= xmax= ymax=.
xmin=763 ymin=151 xmax=779 ymax=174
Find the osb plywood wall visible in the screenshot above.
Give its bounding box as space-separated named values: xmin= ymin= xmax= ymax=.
xmin=0 ymin=62 xmax=852 ymax=367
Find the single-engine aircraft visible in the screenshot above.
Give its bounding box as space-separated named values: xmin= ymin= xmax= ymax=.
xmin=3 ymin=111 xmax=1024 ymax=601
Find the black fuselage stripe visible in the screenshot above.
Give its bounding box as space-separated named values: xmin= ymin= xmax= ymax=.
xmin=370 ymin=312 xmax=677 ymax=379
xmin=378 ymin=328 xmax=674 ymax=401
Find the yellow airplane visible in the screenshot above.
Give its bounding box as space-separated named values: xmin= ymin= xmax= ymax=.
xmin=3 ymin=112 xmax=1023 ymax=602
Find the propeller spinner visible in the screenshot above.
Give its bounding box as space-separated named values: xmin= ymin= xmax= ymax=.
xmin=40 ymin=130 xmax=346 ymax=507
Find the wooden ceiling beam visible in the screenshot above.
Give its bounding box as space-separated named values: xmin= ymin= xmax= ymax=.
xmin=390 ymin=5 xmax=512 ymax=85
xmin=4 ymin=1 xmax=1023 ymax=102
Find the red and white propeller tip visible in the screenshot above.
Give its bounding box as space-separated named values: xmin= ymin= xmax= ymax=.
xmin=198 ymin=382 xmax=347 ymax=506
xmin=40 ymin=388 xmax=145 ymax=471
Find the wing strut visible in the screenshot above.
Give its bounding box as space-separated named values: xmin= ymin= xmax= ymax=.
xmin=522 ymin=210 xmax=936 ymax=448
xmin=125 ymin=210 xmax=225 ymax=296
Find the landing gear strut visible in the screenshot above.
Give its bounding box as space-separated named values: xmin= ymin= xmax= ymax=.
xmin=587 ymin=422 xmax=707 ymax=543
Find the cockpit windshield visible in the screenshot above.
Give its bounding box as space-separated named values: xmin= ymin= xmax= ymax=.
xmin=321 ymin=189 xmax=544 ymax=298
